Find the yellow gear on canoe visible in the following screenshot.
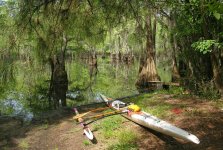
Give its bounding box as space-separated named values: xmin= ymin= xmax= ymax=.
xmin=128 ymin=104 xmax=141 ymax=112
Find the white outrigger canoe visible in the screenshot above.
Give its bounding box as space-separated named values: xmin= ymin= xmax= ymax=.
xmin=100 ymin=94 xmax=200 ymax=144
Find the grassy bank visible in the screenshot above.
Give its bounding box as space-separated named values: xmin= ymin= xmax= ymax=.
xmin=83 ymin=87 xmax=223 ymax=149
xmin=1 ymin=87 xmax=222 ymax=150
xmin=92 ymin=115 xmax=138 ymax=150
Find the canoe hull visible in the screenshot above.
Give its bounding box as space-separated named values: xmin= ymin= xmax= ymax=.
xmin=100 ymin=94 xmax=200 ymax=144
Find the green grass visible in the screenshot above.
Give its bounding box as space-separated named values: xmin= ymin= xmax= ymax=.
xmin=18 ymin=139 xmax=29 ymax=150
xmin=83 ymin=140 xmax=91 ymax=146
xmin=107 ymin=130 xmax=138 ymax=150
xmin=128 ymin=87 xmax=193 ymax=118
xmin=129 ymin=92 xmax=174 ymax=118
xmin=144 ymin=104 xmax=173 ymax=118
xmin=108 ymin=143 xmax=138 ymax=150
xmin=94 ymin=115 xmax=124 ymax=139
xmin=166 ymin=86 xmax=184 ymax=95
xmin=213 ymin=100 xmax=223 ymax=110
xmin=117 ymin=130 xmax=138 ymax=144
xmin=93 ymin=113 xmax=138 ymax=149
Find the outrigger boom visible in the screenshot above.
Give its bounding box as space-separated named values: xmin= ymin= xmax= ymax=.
xmin=73 ymin=106 xmax=127 ymax=141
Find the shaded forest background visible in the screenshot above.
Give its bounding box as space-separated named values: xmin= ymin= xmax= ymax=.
xmin=0 ymin=0 xmax=223 ymax=111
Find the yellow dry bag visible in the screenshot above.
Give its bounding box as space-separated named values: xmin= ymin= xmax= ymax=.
xmin=128 ymin=104 xmax=141 ymax=112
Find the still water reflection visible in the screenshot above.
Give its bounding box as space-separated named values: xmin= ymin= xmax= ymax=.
xmin=0 ymin=54 xmax=171 ymax=120
xmin=0 ymin=56 xmax=140 ymax=119
xmin=66 ymin=56 xmax=140 ymax=105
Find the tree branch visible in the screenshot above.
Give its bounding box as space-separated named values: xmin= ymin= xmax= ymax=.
xmin=87 ymin=0 xmax=94 ymax=14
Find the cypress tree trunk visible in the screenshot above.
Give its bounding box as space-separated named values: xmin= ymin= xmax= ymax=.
xmin=166 ymin=11 xmax=180 ymax=82
xmin=211 ymin=52 xmax=223 ymax=96
xmin=172 ymin=34 xmax=180 ymax=81
xmin=203 ymin=16 xmax=223 ymax=96
xmin=49 ymin=56 xmax=68 ymax=109
xmin=48 ymin=34 xmax=68 ymax=109
xmin=136 ymin=12 xmax=160 ymax=88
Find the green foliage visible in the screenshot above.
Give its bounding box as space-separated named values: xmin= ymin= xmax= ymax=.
xmin=182 ymin=78 xmax=221 ymax=100
xmin=196 ymin=81 xmax=221 ymax=100
xmin=213 ymin=11 xmax=221 ymax=20
xmin=17 ymin=0 xmax=127 ymax=59
xmin=191 ymin=40 xmax=222 ymax=54
xmin=207 ymin=1 xmax=223 ymax=20
xmin=0 ymin=1 xmax=18 ymax=94
xmin=169 ymin=0 xmax=223 ymax=96
xmin=0 ymin=59 xmax=16 ymax=94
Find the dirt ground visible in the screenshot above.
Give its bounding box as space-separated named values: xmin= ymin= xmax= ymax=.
xmin=0 ymin=95 xmax=223 ymax=150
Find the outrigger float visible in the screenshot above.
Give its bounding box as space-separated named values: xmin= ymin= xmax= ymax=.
xmin=73 ymin=94 xmax=200 ymax=144
xmin=73 ymin=108 xmax=94 ymax=140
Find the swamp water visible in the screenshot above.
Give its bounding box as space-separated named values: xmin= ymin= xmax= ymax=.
xmin=0 ymin=55 xmax=171 ymax=121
